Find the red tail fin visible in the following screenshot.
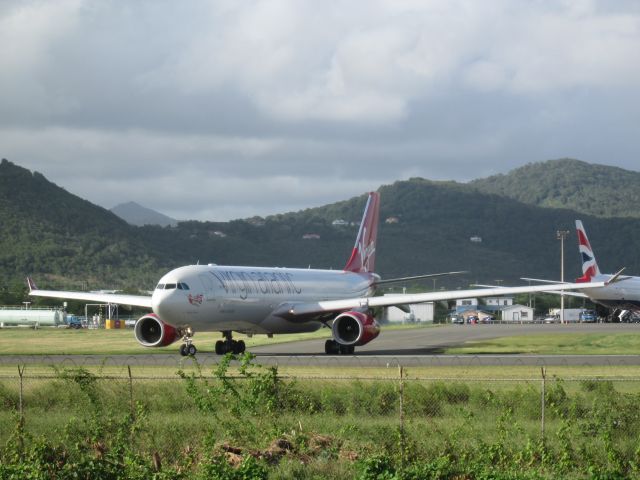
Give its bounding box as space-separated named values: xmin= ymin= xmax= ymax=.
xmin=344 ymin=192 xmax=380 ymax=273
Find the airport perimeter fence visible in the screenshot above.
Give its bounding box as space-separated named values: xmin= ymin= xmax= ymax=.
xmin=2 ymin=356 xmax=640 ymax=442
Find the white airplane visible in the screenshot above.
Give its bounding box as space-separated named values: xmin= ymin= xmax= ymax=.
xmin=572 ymin=220 xmax=640 ymax=311
xmin=520 ymin=220 xmax=638 ymax=313
xmin=27 ymin=193 xmax=607 ymax=356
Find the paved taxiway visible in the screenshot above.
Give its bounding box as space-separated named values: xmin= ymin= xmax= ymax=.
xmin=1 ymin=323 xmax=640 ymax=367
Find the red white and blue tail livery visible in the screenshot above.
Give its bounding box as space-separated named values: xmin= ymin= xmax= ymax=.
xmin=573 ymin=220 xmax=640 ymax=311
xmin=576 ymin=220 xmax=602 ymax=282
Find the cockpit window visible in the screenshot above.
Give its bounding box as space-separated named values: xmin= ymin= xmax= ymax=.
xmin=156 ymin=284 xmax=165 ymax=290
xmin=164 ymin=283 xmax=177 ymax=290
xmin=180 ymin=282 xmax=190 ymax=290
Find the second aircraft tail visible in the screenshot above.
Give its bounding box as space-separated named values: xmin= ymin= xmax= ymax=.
xmin=575 ymin=219 xmax=602 ymax=282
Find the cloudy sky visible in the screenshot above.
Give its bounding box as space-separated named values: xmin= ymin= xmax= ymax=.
xmin=1 ymin=0 xmax=639 ymax=221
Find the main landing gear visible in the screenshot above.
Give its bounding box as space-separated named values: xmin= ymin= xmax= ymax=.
xmin=215 ymin=331 xmax=246 ymax=355
xmin=179 ymin=328 xmax=197 ymax=356
xmin=324 ymin=339 xmax=355 ymax=355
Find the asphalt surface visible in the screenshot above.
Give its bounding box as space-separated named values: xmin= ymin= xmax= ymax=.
xmin=2 ymin=323 xmax=640 ymax=367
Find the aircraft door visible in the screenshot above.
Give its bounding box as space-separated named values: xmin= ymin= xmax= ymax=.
xmin=199 ymin=274 xmax=216 ymax=301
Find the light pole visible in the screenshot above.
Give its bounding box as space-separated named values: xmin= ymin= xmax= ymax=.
xmin=557 ymin=230 xmax=570 ymax=324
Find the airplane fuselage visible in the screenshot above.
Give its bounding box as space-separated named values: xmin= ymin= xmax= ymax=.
xmin=583 ymin=275 xmax=640 ymax=311
xmin=152 ymin=265 xmax=378 ymax=334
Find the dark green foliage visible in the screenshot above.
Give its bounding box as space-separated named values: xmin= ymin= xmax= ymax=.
xmin=0 ymin=159 xmax=166 ymax=292
xmin=5 ymin=369 xmax=640 ymax=478
xmin=471 ymin=158 xmax=640 ymax=219
xmin=197 ymin=455 xmax=268 ymax=480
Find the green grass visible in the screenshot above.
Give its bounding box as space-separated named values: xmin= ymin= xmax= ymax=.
xmin=0 ymin=322 xmax=436 ymax=355
xmin=3 ymin=364 xmax=640 ymax=478
xmin=0 ymin=327 xmax=331 ymax=355
xmin=445 ymin=332 xmax=640 ymax=355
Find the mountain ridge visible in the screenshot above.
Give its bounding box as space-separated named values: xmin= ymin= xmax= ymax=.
xmin=470 ymin=158 xmax=640 ymax=218
xmin=111 ymin=201 xmax=177 ymax=227
xmin=2 ymin=158 xmax=639 ymax=294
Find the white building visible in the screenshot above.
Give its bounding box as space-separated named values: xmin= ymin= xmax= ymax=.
xmin=501 ymin=304 xmax=535 ymax=322
xmin=455 ymin=298 xmax=478 ymax=313
xmin=485 ymin=297 xmax=514 ymax=307
xmin=382 ymin=298 xmax=434 ymax=323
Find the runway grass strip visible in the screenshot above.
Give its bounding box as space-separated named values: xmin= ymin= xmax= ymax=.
xmin=0 ymin=327 xmax=331 ymax=355
xmin=2 ymin=363 xmax=640 ymax=382
xmin=0 ymin=322 xmax=436 ymax=355
xmin=445 ymin=331 xmax=640 ymax=355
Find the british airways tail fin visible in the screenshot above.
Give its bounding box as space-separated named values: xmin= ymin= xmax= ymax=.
xmin=575 ymin=220 xmax=601 ymax=282
xmin=26 ymin=276 xmax=37 ymax=292
xmin=344 ymin=192 xmax=380 ymax=273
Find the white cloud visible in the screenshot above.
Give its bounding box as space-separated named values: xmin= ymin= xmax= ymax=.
xmin=1 ymin=0 xmax=639 ymax=220
xmin=0 ymin=0 xmax=83 ymax=118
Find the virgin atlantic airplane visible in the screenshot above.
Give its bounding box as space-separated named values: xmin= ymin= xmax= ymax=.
xmin=28 ymin=192 xmax=605 ymax=355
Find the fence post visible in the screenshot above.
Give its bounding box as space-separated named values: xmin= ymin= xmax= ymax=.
xmin=18 ymin=365 xmax=25 ymax=422
xmin=541 ymin=367 xmax=546 ymax=442
xmin=128 ymin=365 xmax=134 ymax=417
xmin=399 ymin=364 xmax=405 ymax=472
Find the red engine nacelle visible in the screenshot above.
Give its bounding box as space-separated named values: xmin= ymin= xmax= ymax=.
xmin=134 ymin=313 xmax=181 ymax=347
xmin=332 ymin=311 xmax=380 ymax=347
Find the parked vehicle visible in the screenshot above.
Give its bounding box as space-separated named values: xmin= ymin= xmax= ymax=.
xmin=548 ymin=308 xmax=583 ymax=323
xmin=66 ymin=315 xmax=82 ymax=329
xmin=579 ymin=310 xmax=597 ymax=322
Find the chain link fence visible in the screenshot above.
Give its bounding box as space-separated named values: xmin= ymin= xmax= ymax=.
xmin=2 ymin=356 xmax=640 ymax=477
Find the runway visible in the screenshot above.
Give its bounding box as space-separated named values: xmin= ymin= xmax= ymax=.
xmin=1 ymin=323 xmax=640 ymax=367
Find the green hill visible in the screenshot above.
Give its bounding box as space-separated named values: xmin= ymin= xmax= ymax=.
xmin=2 ymin=158 xmax=640 ymax=299
xmin=470 ymin=158 xmax=640 ymax=218
xmin=0 ymin=159 xmax=165 ymax=288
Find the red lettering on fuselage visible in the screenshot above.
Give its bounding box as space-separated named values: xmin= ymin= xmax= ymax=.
xmin=210 ymin=270 xmax=302 ymax=300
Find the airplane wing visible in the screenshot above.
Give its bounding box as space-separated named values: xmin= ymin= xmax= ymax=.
xmin=274 ymin=281 xmax=607 ymax=320
xmin=27 ymin=277 xmax=153 ymax=308
xmin=475 ymin=282 xmax=589 ymax=299
xmin=374 ymin=271 xmax=467 ymax=287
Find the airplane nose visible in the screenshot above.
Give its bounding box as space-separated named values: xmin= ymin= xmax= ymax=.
xmin=152 ymin=288 xmax=181 ymax=320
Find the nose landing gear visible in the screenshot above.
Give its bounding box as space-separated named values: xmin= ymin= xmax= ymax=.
xmin=179 ymin=327 xmax=197 ymax=356
xmin=179 ymin=342 xmax=197 ymax=356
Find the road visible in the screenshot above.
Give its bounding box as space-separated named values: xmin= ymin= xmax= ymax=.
xmin=1 ymin=323 xmax=639 ymax=367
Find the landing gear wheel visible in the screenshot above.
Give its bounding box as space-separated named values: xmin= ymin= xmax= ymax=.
xmin=215 ymin=340 xmax=224 ymax=355
xmin=325 ymin=339 xmax=339 ymax=354
xmin=179 ymin=343 xmax=197 ymax=356
xmin=325 ymin=339 xmax=354 ymax=355
xmin=236 ymin=340 xmax=246 ymax=354
xmin=339 ymin=344 xmax=355 ymax=355
xmin=179 ymin=327 xmax=196 ymax=356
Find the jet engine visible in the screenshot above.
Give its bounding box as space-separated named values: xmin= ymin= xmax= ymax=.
xmin=332 ymin=311 xmax=380 ymax=347
xmin=134 ymin=313 xmax=181 ymax=347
